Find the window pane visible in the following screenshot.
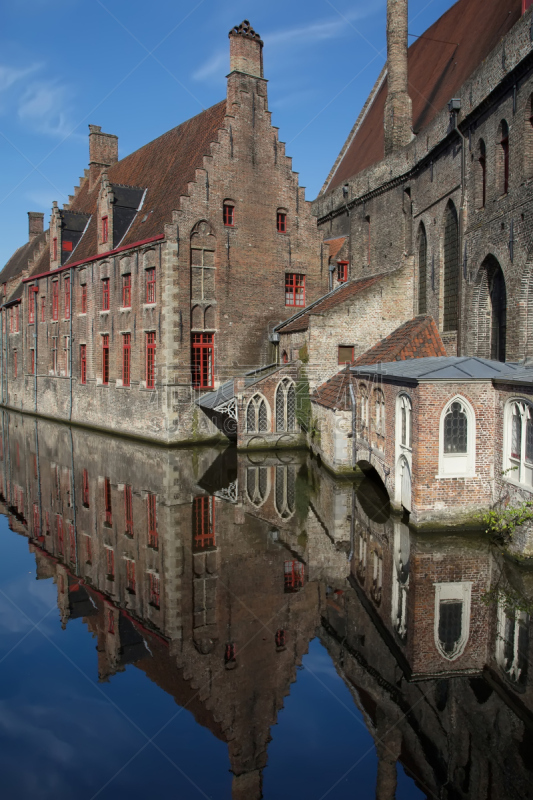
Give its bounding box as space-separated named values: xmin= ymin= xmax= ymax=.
xmin=444 ymin=402 xmax=467 ymax=453
xmin=439 ymin=600 xmax=462 ymax=654
xmin=512 ymin=412 xmax=522 ymax=460
xmin=526 ymin=417 xmax=533 ymax=465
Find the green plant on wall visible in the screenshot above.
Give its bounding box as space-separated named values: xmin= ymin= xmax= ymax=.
xmin=480 ymin=500 xmax=533 ymax=545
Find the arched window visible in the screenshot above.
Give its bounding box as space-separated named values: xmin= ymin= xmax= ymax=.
xmin=496 ymin=601 xmax=529 ymax=686
xmin=391 ymin=523 xmax=409 ymax=642
xmin=371 ymin=549 xmax=383 ymax=605
xmin=474 ymin=256 xmax=507 ymax=361
xmin=223 ymin=200 xmax=235 ymax=227
xmin=434 ymin=582 xmax=472 ymax=661
xmin=282 ymin=350 xmax=288 ymax=364
xmin=276 ymin=208 xmax=288 ymax=233
xmin=417 ymin=224 xmax=427 ymax=314
xmin=374 ymin=389 xmax=386 ymax=442
xmin=506 ymin=400 xmax=533 ymax=487
xmin=246 ymin=394 xmax=269 ymax=433
xmin=359 ymin=385 xmax=369 ymax=435
xmin=498 ymin=120 xmax=510 ymax=195
xmin=490 ymin=265 xmax=507 ymax=361
xmin=439 ymin=396 xmax=475 ymax=476
xmin=246 ymin=466 xmax=269 ymax=506
xmin=275 ymin=378 xmax=297 ymax=432
xmin=443 ymin=202 xmax=459 ymax=332
xmin=399 ymin=395 xmax=412 ymax=448
xmin=475 ymin=139 xmax=486 ymax=209
xmin=275 ymin=465 xmax=295 ymax=519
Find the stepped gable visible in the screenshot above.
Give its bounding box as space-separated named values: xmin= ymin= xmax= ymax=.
xmin=326 ymin=0 xmax=520 ymax=190
xmin=351 ymin=314 xmax=446 ymax=366
xmin=312 ymin=315 xmax=445 ymax=410
xmin=278 ymin=273 xmax=386 ymax=334
xmin=26 ymin=100 xmax=228 ymax=276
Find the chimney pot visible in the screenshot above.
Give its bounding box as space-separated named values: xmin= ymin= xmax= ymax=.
xmin=28 ymin=211 xmax=44 ymax=242
xmin=228 ymin=20 xmax=263 ymax=78
xmin=88 ymin=125 xmax=118 ymax=191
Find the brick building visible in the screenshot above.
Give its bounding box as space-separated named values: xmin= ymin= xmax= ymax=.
xmin=0 ymin=21 xmax=326 ymax=443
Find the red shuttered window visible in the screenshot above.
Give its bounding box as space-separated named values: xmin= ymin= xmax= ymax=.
xmin=125 ymin=485 xmax=133 ymax=537
xmin=146 ymin=332 xmax=156 ymax=389
xmin=285 ymin=274 xmax=305 ymax=307
xmin=15 ymin=304 xmax=19 ymax=332
xmin=122 ymin=273 xmax=131 ymax=308
xmin=81 ymin=284 xmax=87 ymax=314
xmin=147 ymin=493 xmax=157 ymax=548
xmin=102 ymin=279 xmax=110 ymax=311
xmin=146 ymin=268 xmax=156 ymax=304
xmin=191 ymin=333 xmax=214 ymax=389
xmin=64 ymin=277 xmax=70 ymax=320
xmin=52 ymin=282 xmax=59 ymax=320
xmin=80 ymin=344 xmax=87 ymax=385
xmin=277 ymin=212 xmax=287 ymax=233
xmin=122 ymin=333 xmax=131 ymax=387
xmin=52 ymin=238 xmax=57 ymax=261
xmin=223 ymin=203 xmax=234 ymax=226
xmin=337 ymin=261 xmax=348 ymax=283
xmin=102 ymin=335 xmax=109 ymax=385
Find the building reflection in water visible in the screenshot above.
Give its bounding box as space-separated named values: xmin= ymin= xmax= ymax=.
xmin=1 ymin=410 xmax=532 ymax=800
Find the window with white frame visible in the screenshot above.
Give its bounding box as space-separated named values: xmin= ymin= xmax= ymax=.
xmin=359 ymin=386 xmax=369 ymax=436
xmin=246 ymin=466 xmax=270 ymax=507
xmin=506 ymin=400 xmax=533 ymax=487
xmin=246 ymin=394 xmax=269 ymax=433
xmin=275 ymin=465 xmax=295 ymax=520
xmin=439 ymin=396 xmax=475 ymax=477
xmin=434 ymin=581 xmax=472 ymax=661
xmin=398 ymin=395 xmax=412 ymax=448
xmin=275 ymin=378 xmax=297 ymax=432
xmin=374 ymin=389 xmax=386 ymax=444
xmin=496 ymin=600 xmax=529 ymax=686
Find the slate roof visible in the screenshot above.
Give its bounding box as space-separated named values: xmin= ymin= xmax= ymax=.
xmin=351 ymin=356 xmax=529 ymax=383
xmin=351 ymin=315 xmax=446 ymax=366
xmin=0 ymin=231 xmax=47 ymax=285
xmin=324 ymin=236 xmax=347 ymax=262
xmin=325 ymin=0 xmax=521 ymax=191
xmin=277 ymin=273 xmax=386 ymax=334
xmin=197 ymin=364 xmax=281 ymax=410
xmin=24 ymin=100 xmax=228 ymax=278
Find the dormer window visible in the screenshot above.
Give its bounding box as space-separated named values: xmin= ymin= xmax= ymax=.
xmin=337 ymin=261 xmax=348 ymax=283
xmin=101 ymin=216 xmax=109 ymax=244
xmin=223 ymin=202 xmax=234 ymax=227
xmin=277 ymin=211 xmax=287 ymax=233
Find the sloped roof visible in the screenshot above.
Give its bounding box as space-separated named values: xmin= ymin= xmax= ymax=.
xmin=324 ymin=236 xmax=347 ymax=262
xmin=278 ymin=273 xmax=386 ymax=334
xmin=312 ymin=367 xmax=355 ymax=411
xmin=326 ymin=0 xmax=521 ymax=191
xmin=351 ymin=356 xmax=526 ymax=382
xmin=0 ymin=231 xmax=47 ymax=285
xmin=25 ymin=101 xmax=228 ymax=277
xmin=351 ymin=315 xmax=446 ymax=366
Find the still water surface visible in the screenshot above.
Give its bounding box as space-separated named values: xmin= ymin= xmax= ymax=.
xmin=0 ymin=411 xmax=531 ymax=799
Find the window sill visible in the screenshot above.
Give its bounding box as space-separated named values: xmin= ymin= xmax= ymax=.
xmin=435 ymin=473 xmax=477 ymax=480
xmin=78 ymin=312 xmax=87 ymax=317
xmin=120 ymin=306 xmax=131 ymax=313
xmin=143 ymin=303 xmax=156 ymax=310
xmin=503 ymin=476 xmax=533 ymax=493
xmin=100 ymin=310 xmax=110 ymax=316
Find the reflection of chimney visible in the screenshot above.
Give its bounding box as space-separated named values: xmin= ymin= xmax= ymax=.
xmin=88 ymin=124 xmax=118 ymax=191
xmin=232 ymin=769 xmax=262 ymax=800
xmin=384 ymin=0 xmax=412 ymax=155
xmin=28 ymin=212 xmax=44 ymax=242
xmin=228 ymin=20 xmax=263 ymax=78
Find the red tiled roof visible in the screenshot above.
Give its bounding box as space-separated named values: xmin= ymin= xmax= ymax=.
xmin=26 ymin=101 xmax=228 ymax=277
xmin=312 ymin=315 xmax=445 ymax=409
xmin=324 ymin=236 xmax=346 ymax=262
xmin=278 ymin=273 xmax=385 ymax=334
xmin=326 ymin=0 xmax=521 ymax=190
xmin=0 ymin=231 xmax=47 ymax=285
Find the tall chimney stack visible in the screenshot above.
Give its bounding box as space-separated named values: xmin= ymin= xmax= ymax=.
xmin=88 ymin=124 xmax=118 ymax=191
xmin=228 ymin=20 xmax=263 ymax=78
xmin=28 ymin=211 xmax=44 ymax=242
xmin=384 ymin=0 xmax=412 ymax=155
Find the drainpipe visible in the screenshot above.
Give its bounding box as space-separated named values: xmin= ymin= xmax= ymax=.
xmin=328 ymin=264 xmax=335 ymax=292
xmin=69 ymin=268 xmax=73 ymax=421
xmin=33 ymin=287 xmax=38 ymax=413
xmin=450 ymin=98 xmax=466 ymax=356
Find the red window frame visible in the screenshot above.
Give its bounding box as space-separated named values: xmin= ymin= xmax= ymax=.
xmin=146 ymin=268 xmax=156 ymax=304
xmin=80 ymin=344 xmax=87 ymax=385
xmin=122 ymin=273 xmax=131 ymax=308
xmin=52 ymin=282 xmax=59 ymax=321
xmin=223 ymin=203 xmax=234 ymax=227
xmin=102 ymin=216 xmax=108 ymax=244
xmin=104 ymin=477 xmax=112 ymax=525
xmin=13 ymin=350 xmax=17 ymax=379
xmin=337 ymin=261 xmax=348 ymax=283
xmin=41 ymin=295 xmax=45 ymax=322
xmin=147 ymin=493 xmax=157 ymax=548
xmin=277 ymin=212 xmax=287 ymax=233
xmin=15 ymin=304 xmax=19 ymax=332
xmin=285 ymin=273 xmax=305 ymax=307
xmin=81 ymin=284 xmax=87 ymax=314
xmin=102 ymin=278 xmax=110 ymax=311
xmin=102 ymin=334 xmax=109 ymax=385
xmin=82 ymin=468 xmax=89 ymax=507
xmin=191 ymin=332 xmax=214 ymax=389
xmin=149 ymin=573 xmax=160 ymax=608
xmin=125 ymin=485 xmax=134 ymax=537
xmin=28 ymin=286 xmax=36 ymax=324
xmin=122 ymin=333 xmax=131 ymax=387
xmin=126 ymin=559 xmax=136 ymax=593
xmin=284 ymin=560 xmax=304 ymax=592
xmin=68 ymin=524 xmax=76 ymax=563
xmin=192 ymin=496 xmax=215 ymax=551
xmin=338 ymin=345 xmax=354 ymax=365
xmin=64 ymin=277 xmax=70 ymax=320
xmin=53 ymin=238 xmax=57 ymax=261
xmin=30 ymin=349 xmax=35 ymax=375
xmin=106 ymin=547 xmax=114 ymax=579
xmin=62 ymin=240 xmax=73 ymax=253
xmin=146 ymin=332 xmax=156 ymax=389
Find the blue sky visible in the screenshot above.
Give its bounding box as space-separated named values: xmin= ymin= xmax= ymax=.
xmin=1 ymin=0 xmax=456 ymax=266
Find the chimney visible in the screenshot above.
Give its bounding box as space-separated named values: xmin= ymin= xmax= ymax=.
xmin=28 ymin=211 xmax=44 ymax=242
xmin=383 ymin=0 xmax=412 ymax=155
xmin=88 ymin=124 xmax=118 ymax=191
xmin=228 ymin=20 xmax=263 ymax=78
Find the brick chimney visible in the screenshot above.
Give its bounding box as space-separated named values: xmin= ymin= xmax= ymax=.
xmin=28 ymin=211 xmax=44 ymax=242
xmin=228 ymin=20 xmax=263 ymax=78
xmin=88 ymin=124 xmax=118 ymax=191
xmin=384 ymin=0 xmax=412 ymax=155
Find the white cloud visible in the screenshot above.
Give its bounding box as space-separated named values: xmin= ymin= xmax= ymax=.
xmin=18 ymin=80 xmax=79 ymax=139
xmin=264 ymin=4 xmax=383 ymax=49
xmin=0 ymin=63 xmax=41 ymax=93
xmin=192 ymin=49 xmax=227 ymax=82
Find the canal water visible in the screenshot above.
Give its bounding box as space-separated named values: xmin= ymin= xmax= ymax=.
xmin=0 ymin=410 xmax=531 ymax=800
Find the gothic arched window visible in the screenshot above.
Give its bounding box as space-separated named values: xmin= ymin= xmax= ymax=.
xmin=439 ymin=396 xmax=475 ymax=476
xmin=443 ymin=202 xmax=459 ymax=333
xmin=246 ymin=394 xmax=269 ymax=433
xmin=506 ymin=400 xmax=533 ymax=487
xmin=275 ymin=378 xmax=297 ymax=432
xmin=417 ymin=224 xmax=427 ymax=314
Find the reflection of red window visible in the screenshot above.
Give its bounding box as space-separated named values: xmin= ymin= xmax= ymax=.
xmin=80 ymin=344 xmax=87 ymax=385
xmin=224 ymin=642 xmax=236 ymax=664
xmin=125 ymin=485 xmax=133 ymax=537
xmin=126 ymin=559 xmax=136 ymax=593
xmin=146 ymin=332 xmax=156 ymax=389
xmin=64 ymin=277 xmax=70 ymax=320
xmin=45 ymin=511 xmax=50 ymax=535
xmin=223 ymin=203 xmax=234 ymax=226
xmin=192 ymin=496 xmax=215 ymax=551
xmin=146 ymin=268 xmax=156 ymax=304
xmin=147 ymin=493 xmax=157 ymax=548
xmin=149 ymin=573 xmax=160 ymax=608
xmin=337 ymin=261 xmax=348 ymax=283
xmin=13 ymin=351 xmax=17 ymax=379
xmin=107 ymin=608 xmax=114 ymax=634
xmin=122 ymin=274 xmax=131 ymax=307
xmin=82 ymin=469 xmax=89 ymax=507
xmin=275 ymin=629 xmax=286 ymax=648
xmin=69 ymin=524 xmax=76 ymax=563
xmin=285 ymin=274 xmax=305 ymax=307
xmin=122 ymin=333 xmax=131 ymax=387
xmin=284 ymin=560 xmax=304 ymax=592
xmin=85 ymin=535 xmax=92 ymax=564
xmin=102 ymin=335 xmax=109 ymax=385
xmin=191 ymin=332 xmax=214 ymax=389
xmin=57 ymin=515 xmax=64 ymax=555
xmin=106 ymin=548 xmax=114 ymax=579
xmin=104 ymin=477 xmax=112 ymax=525
xmin=33 ymin=504 xmax=40 ymax=536
xmin=81 ymin=284 xmax=87 ymax=314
